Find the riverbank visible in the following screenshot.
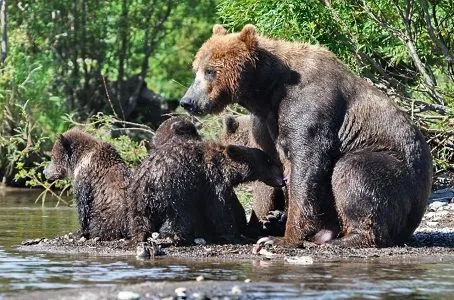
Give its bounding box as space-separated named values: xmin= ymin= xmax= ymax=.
xmin=18 ymin=188 xmax=454 ymax=261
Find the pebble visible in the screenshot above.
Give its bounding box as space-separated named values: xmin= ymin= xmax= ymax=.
xmin=117 ymin=291 xmax=141 ymax=300
xmin=191 ymin=292 xmax=208 ymax=300
xmin=258 ymin=248 xmax=275 ymax=258
xmin=151 ymin=232 xmax=160 ymax=239
xmin=175 ymin=287 xmax=187 ymax=297
xmin=427 ymin=221 xmax=439 ymax=227
xmin=285 ymin=256 xmax=314 ymax=265
xmin=194 ymin=238 xmax=206 ymax=245
xmin=428 ymin=201 xmax=447 ymax=211
xmin=92 ymin=237 xmax=100 ymax=242
xmin=244 ymin=278 xmax=251 ymax=283
xmin=78 ymin=236 xmax=86 ymax=243
xmin=136 ymin=243 xmax=151 ymax=259
xmin=196 ymin=275 xmax=205 ymax=281
xmin=231 ymin=285 xmax=242 ymax=295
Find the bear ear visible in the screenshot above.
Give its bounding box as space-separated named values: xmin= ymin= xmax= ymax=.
xmin=58 ymin=134 xmax=72 ymax=154
xmin=226 ymin=145 xmax=248 ymax=162
xmin=238 ymin=24 xmax=257 ymax=49
xmin=212 ymin=24 xmax=227 ymax=36
xmin=224 ymin=116 xmax=239 ymax=134
xmin=171 ymin=120 xmax=199 ymax=137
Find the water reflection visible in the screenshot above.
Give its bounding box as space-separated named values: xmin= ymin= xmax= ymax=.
xmin=1 ymin=188 xmax=454 ymax=298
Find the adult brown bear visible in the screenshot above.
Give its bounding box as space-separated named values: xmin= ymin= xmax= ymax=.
xmin=180 ymin=24 xmax=433 ymax=248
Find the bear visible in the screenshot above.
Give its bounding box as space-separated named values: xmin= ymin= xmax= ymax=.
xmin=43 ymin=128 xmax=131 ymax=240
xmin=127 ymin=116 xmax=285 ymax=245
xmin=221 ymin=114 xmax=287 ymax=236
xmin=152 ymin=115 xmax=201 ymax=148
xmin=179 ymin=24 xmax=433 ymax=248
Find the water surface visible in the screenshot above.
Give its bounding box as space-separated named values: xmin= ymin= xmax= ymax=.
xmin=1 ymin=188 xmax=454 ymax=298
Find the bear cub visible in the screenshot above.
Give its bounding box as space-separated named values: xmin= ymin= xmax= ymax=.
xmin=43 ymin=128 xmax=131 ymax=240
xmin=221 ymin=114 xmax=287 ymax=236
xmin=128 ymin=116 xmax=285 ymax=245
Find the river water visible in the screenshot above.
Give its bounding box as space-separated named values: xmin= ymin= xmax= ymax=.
xmin=1 ymin=188 xmax=454 ymax=299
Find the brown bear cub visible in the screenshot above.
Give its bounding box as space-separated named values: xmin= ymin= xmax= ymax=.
xmin=181 ymin=24 xmax=433 ymax=248
xmin=128 ymin=116 xmax=285 ymax=245
xmin=43 ymin=128 xmax=131 ymax=240
xmin=221 ymin=115 xmax=287 ymax=236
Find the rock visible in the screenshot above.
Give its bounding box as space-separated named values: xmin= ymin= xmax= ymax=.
xmin=194 ymin=238 xmax=206 ymax=245
xmin=78 ymin=236 xmax=87 ymax=243
xmin=175 ymin=287 xmax=187 ymax=297
xmin=92 ymin=236 xmax=100 ymax=242
xmin=151 ymin=232 xmax=160 ymax=239
xmin=117 ymin=291 xmax=141 ymax=300
xmin=427 ymin=221 xmax=439 ymax=227
xmin=285 ymin=256 xmax=314 ymax=265
xmin=428 ymin=201 xmax=448 ymax=211
xmin=196 ymin=275 xmax=204 ymax=281
xmin=191 ymin=292 xmax=208 ymax=300
xmin=136 ymin=242 xmax=151 ymax=259
xmin=425 ymin=211 xmax=436 ymax=218
xmin=244 ymin=278 xmax=251 ymax=283
xmin=258 ymin=248 xmax=275 ymax=258
xmin=231 ymin=285 xmax=242 ymax=296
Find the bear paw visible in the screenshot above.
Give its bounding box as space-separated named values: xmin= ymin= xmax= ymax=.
xmin=260 ymin=210 xmax=287 ymax=236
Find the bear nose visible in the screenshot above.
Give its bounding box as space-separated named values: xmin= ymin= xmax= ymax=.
xmin=180 ymin=97 xmax=194 ymax=112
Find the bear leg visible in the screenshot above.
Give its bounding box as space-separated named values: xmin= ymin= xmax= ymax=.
xmin=331 ymin=151 xmax=422 ymax=248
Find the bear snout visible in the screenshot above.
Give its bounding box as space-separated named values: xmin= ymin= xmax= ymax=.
xmin=43 ymin=164 xmax=62 ymax=180
xmin=180 ymin=97 xmax=195 ymax=113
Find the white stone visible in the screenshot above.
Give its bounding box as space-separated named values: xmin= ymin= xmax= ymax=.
xmin=196 ymin=275 xmax=204 ymax=281
xmin=231 ymin=285 xmax=242 ymax=295
xmin=117 ymin=291 xmax=140 ymax=300
xmin=175 ymin=287 xmax=187 ymax=297
xmin=151 ymin=232 xmax=160 ymax=239
xmin=285 ymin=256 xmax=314 ymax=265
xmin=427 ymin=221 xmax=439 ymax=227
xmin=194 ymin=238 xmax=206 ymax=245
xmin=428 ymin=201 xmax=447 ymax=211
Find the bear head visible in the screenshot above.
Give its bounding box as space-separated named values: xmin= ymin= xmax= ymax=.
xmin=220 ymin=115 xmax=252 ymax=147
xmin=153 ymin=116 xmax=201 ymax=147
xmin=225 ymin=144 xmax=284 ymax=188
xmin=43 ymin=129 xmax=98 ymax=180
xmin=180 ymin=24 xmax=258 ymax=115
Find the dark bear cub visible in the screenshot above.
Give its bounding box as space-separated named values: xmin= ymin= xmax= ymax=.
xmin=128 ymin=116 xmax=285 ymax=245
xmin=221 ymin=115 xmax=287 ymax=236
xmin=43 ymin=128 xmax=131 ymax=240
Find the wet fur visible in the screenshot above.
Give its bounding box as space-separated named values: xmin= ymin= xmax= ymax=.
xmin=44 ymin=129 xmax=131 ymax=240
xmin=128 ymin=117 xmax=283 ymax=245
xmin=181 ymin=25 xmax=433 ymax=248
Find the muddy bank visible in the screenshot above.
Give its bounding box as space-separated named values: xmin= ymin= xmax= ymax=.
xmin=18 ymin=188 xmax=454 ymax=261
xmin=18 ymin=227 xmax=454 ymax=263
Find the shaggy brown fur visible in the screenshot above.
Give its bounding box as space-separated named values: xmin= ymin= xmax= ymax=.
xmin=221 ymin=115 xmax=286 ymax=236
xmin=43 ymin=128 xmax=131 ymax=240
xmin=152 ymin=116 xmax=201 ymax=148
xmin=180 ymin=24 xmax=433 ymax=248
xmin=128 ymin=117 xmax=285 ymax=245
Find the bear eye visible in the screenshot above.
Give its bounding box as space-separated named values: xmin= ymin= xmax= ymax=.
xmin=204 ymin=67 xmax=216 ymax=80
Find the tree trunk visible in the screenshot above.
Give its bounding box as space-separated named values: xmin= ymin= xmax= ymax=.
xmin=0 ymin=0 xmax=7 ymax=64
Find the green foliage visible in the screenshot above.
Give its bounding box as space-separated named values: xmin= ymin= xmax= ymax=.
xmin=217 ymin=0 xmax=453 ymax=172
